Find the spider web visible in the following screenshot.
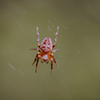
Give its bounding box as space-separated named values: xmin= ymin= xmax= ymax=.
xmin=0 ymin=0 xmax=100 ymax=100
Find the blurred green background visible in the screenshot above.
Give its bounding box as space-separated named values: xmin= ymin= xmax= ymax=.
xmin=0 ymin=0 xmax=100 ymax=100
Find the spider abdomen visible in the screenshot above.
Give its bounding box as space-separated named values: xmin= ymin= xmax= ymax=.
xmin=40 ymin=37 xmax=52 ymax=52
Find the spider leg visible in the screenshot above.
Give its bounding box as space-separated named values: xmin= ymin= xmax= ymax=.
xmin=32 ymin=54 xmax=38 ymax=66
xmin=50 ymin=53 xmax=59 ymax=68
xmin=52 ymin=49 xmax=60 ymax=53
xmin=35 ymin=58 xmax=39 ymax=73
xmin=30 ymin=48 xmax=41 ymax=52
xmin=41 ymin=59 xmax=44 ymax=63
xmin=51 ymin=58 xmax=53 ymax=75
xmin=53 ymin=57 xmax=59 ymax=68
xmin=33 ymin=52 xmax=41 ymax=73
xmin=36 ymin=27 xmax=40 ymax=48
xmin=52 ymin=26 xmax=59 ymax=48
xmin=46 ymin=59 xmax=49 ymax=64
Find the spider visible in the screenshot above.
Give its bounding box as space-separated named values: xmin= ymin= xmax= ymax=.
xmin=30 ymin=26 xmax=60 ymax=75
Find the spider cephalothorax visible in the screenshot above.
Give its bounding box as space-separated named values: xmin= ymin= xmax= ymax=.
xmin=30 ymin=26 xmax=60 ymax=75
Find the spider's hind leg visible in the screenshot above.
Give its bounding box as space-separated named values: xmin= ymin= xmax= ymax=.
xmin=36 ymin=27 xmax=40 ymax=48
xmin=52 ymin=26 xmax=59 ymax=48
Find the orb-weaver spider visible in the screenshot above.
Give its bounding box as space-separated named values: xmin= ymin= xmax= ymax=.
xmin=30 ymin=26 xmax=60 ymax=75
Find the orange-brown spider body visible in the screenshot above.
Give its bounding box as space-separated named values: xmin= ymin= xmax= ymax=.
xmin=30 ymin=26 xmax=60 ymax=75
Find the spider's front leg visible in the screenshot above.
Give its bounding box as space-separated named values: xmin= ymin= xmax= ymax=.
xmin=36 ymin=27 xmax=40 ymax=48
xmin=51 ymin=58 xmax=53 ymax=75
xmin=53 ymin=58 xmax=59 ymax=68
xmin=52 ymin=26 xmax=59 ymax=48
xmin=32 ymin=54 xmax=38 ymax=66
xmin=50 ymin=52 xmax=59 ymax=68
xmin=35 ymin=57 xmax=39 ymax=73
xmin=32 ymin=53 xmax=40 ymax=73
xmin=41 ymin=59 xmax=44 ymax=63
xmin=51 ymin=57 xmax=59 ymax=75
